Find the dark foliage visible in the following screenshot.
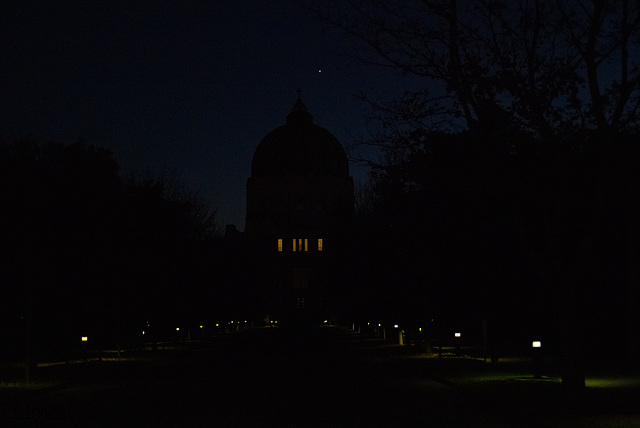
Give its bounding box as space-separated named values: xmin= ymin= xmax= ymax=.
xmin=0 ymin=139 xmax=222 ymax=361
xmin=308 ymin=0 xmax=640 ymax=389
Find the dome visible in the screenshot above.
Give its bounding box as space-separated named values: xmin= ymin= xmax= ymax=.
xmin=251 ymin=96 xmax=349 ymax=178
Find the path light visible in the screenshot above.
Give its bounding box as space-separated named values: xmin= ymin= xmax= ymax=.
xmin=532 ymin=340 xmax=542 ymax=378
xmin=81 ymin=337 xmax=89 ymax=361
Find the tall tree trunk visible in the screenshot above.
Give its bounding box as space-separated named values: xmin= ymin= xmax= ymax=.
xmin=628 ymin=228 xmax=640 ymax=367
xmin=627 ymin=157 xmax=640 ymax=367
xmin=556 ymin=275 xmax=586 ymax=396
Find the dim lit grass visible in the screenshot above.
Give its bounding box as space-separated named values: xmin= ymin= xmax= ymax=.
xmin=449 ymin=371 xmax=561 ymax=385
xmin=434 ymin=367 xmax=640 ymax=427
xmin=446 ymin=367 xmax=640 ymax=390
xmin=0 ymin=380 xmax=61 ymax=396
xmin=585 ymin=376 xmax=640 ymax=389
xmin=0 ymin=380 xmax=56 ymax=389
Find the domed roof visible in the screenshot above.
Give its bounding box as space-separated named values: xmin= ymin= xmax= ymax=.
xmin=251 ymin=96 xmax=349 ymax=178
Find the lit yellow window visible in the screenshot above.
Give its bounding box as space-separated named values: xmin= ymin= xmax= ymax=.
xmin=293 ymin=238 xmax=309 ymax=251
xmin=318 ymin=239 xmax=323 ymax=251
xmin=277 ymin=239 xmax=283 ymax=252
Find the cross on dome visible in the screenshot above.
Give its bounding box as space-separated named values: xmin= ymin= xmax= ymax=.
xmin=287 ymin=89 xmax=312 ymax=124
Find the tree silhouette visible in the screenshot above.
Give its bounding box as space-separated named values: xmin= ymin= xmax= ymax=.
xmin=0 ymin=139 xmax=221 ymax=374
xmin=308 ymin=0 xmax=640 ymax=393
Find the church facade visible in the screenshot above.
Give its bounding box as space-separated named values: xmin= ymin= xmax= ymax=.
xmin=245 ymin=95 xmax=354 ymax=324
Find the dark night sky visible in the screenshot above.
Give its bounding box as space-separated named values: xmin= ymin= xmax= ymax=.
xmin=1 ymin=0 xmax=418 ymax=229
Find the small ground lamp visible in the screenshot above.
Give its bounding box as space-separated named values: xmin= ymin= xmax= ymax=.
xmin=393 ymin=325 xmax=404 ymax=345
xmin=532 ymin=341 xmax=542 ymax=379
xmin=81 ymin=337 xmax=88 ymax=360
xmin=454 ymin=332 xmax=461 ymax=355
xmin=375 ymin=323 xmax=383 ymax=340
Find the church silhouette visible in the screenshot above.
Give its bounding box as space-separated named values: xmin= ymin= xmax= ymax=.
xmin=241 ymin=93 xmax=354 ymax=325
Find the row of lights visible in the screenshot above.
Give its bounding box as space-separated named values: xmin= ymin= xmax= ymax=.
xmin=170 ymin=320 xmax=252 ymax=334
xmin=82 ymin=320 xmax=267 ymax=342
xmin=363 ymin=322 xmax=543 ymax=347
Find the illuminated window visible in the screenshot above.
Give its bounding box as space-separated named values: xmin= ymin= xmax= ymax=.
xmin=277 ymin=239 xmax=283 ymax=252
xmin=317 ymin=239 xmax=323 ymax=251
xmin=292 ymin=238 xmax=309 ymax=252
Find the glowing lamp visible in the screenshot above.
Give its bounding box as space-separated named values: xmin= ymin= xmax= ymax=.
xmin=532 ymin=341 xmax=542 ymax=348
xmin=81 ymin=336 xmax=88 ymax=342
xmin=394 ymin=325 xmax=399 ymax=329
xmin=454 ymin=332 xmax=461 ymax=338
xmin=176 ymin=327 xmax=180 ymax=331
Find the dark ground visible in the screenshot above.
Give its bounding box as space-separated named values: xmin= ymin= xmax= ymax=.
xmin=1 ymin=326 xmax=639 ymax=427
